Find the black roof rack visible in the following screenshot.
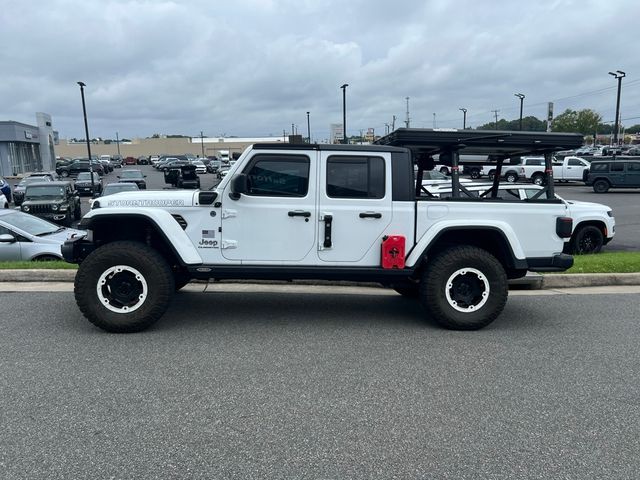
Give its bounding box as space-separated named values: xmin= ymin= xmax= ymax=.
xmin=374 ymin=128 xmax=583 ymax=156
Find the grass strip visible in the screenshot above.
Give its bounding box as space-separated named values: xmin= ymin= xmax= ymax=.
xmin=0 ymin=261 xmax=78 ymax=270
xmin=566 ymin=251 xmax=640 ymax=274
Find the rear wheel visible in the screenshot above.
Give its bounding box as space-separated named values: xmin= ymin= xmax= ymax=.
xmin=469 ymin=168 xmax=481 ymax=179
xmin=74 ymin=241 xmax=175 ymax=333
xmin=61 ymin=170 xmax=69 ymax=178
xmin=593 ymin=179 xmax=610 ymax=193
xmin=439 ymin=167 xmax=450 ymax=175
xmin=420 ymin=246 xmax=508 ymax=330
xmin=505 ymin=172 xmax=518 ymax=183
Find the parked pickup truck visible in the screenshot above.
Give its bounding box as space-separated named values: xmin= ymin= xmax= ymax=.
xmin=514 ymin=156 xmax=590 ymax=185
xmin=62 ymin=129 xmax=582 ymax=333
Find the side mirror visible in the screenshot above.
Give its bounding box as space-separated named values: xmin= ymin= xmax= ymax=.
xmin=0 ymin=233 xmax=16 ymax=244
xmin=93 ymin=192 xmax=101 ymax=198
xmin=229 ymin=174 xmax=248 ymax=200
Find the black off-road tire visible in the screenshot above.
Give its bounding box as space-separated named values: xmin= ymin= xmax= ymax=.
xmin=571 ymin=225 xmax=604 ymax=254
xmin=74 ymin=241 xmax=175 ymax=333
xmin=420 ymin=246 xmax=508 ymax=330
xmin=593 ymin=179 xmax=610 ymax=193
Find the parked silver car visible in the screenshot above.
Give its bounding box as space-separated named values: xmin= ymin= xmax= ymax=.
xmin=0 ymin=210 xmax=85 ymax=261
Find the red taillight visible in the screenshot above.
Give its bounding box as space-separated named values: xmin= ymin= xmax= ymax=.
xmin=556 ymin=217 xmax=573 ymax=238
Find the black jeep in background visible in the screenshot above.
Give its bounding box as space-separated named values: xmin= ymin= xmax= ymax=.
xmin=20 ymin=181 xmax=81 ymax=226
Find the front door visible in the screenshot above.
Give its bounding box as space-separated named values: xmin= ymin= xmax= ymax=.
xmin=220 ymin=152 xmax=317 ymax=262
xmin=318 ymin=152 xmax=392 ymax=265
xmin=0 ymin=225 xmax=22 ymax=261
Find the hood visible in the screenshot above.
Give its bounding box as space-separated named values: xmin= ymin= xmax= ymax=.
xmin=94 ymin=189 xmax=197 ymax=208
xmin=38 ymin=228 xmax=86 ymax=244
xmin=22 ymin=198 xmax=66 ymax=205
xmin=565 ymin=200 xmax=611 ymax=212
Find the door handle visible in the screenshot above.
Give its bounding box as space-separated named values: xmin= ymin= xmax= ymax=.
xmin=288 ymin=210 xmax=311 ymax=218
xmin=359 ymin=212 xmax=382 ymax=219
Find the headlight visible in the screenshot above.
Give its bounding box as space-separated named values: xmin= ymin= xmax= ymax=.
xmin=59 ymin=205 xmax=68 ymax=212
xmin=92 ymin=200 xmax=100 ymax=209
xmin=52 ymin=204 xmax=59 ymax=211
xmin=607 ymin=210 xmax=613 ymax=217
xmin=22 ymin=205 xmax=30 ymax=212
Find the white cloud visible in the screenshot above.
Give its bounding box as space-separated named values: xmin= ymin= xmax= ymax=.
xmin=1 ymin=0 xmax=638 ymax=139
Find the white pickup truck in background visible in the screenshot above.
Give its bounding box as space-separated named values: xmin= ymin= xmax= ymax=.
xmin=509 ymin=156 xmax=590 ymax=185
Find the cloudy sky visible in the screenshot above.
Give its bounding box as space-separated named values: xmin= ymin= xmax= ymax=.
xmin=2 ymin=0 xmax=639 ymax=142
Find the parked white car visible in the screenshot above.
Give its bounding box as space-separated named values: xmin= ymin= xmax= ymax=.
xmin=0 ymin=210 xmax=86 ymax=261
xmin=429 ymin=183 xmax=614 ymax=254
xmin=420 ymin=169 xmax=472 ymax=194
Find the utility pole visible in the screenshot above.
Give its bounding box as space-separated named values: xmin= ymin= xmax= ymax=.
xmin=341 ymin=84 xmax=349 ymax=144
xmin=433 ymin=113 xmax=437 ymax=129
xmin=115 ymin=131 xmax=121 ymax=156
xmin=514 ymin=93 xmax=525 ymax=130
xmin=392 ymin=115 xmax=396 ymax=131
xmin=200 ymin=131 xmax=205 ymax=158
xmin=405 ymin=97 xmax=410 ymax=128
xmin=608 ymin=70 xmax=626 ymax=146
xmin=492 ymin=109 xmax=500 ymax=130
xmin=306 ymin=111 xmax=311 ymax=143
xmin=385 ymin=123 xmax=390 ymax=135
xmin=459 ymin=108 xmax=467 ymax=129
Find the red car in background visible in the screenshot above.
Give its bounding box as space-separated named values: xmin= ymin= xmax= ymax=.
xmin=123 ymin=156 xmax=137 ymax=165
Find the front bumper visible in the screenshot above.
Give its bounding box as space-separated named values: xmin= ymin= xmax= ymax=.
xmin=62 ymin=235 xmax=95 ymax=263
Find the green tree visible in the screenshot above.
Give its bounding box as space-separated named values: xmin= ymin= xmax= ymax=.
xmin=551 ymin=109 xmax=602 ymax=135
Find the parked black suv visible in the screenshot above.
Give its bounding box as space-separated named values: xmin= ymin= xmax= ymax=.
xmin=586 ymin=159 xmax=640 ymax=193
xmin=57 ymin=159 xmax=101 ymax=178
xmin=74 ymin=171 xmax=103 ymax=196
xmin=21 ymin=181 xmax=81 ymax=226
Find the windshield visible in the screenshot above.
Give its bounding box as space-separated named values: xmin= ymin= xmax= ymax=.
xmin=103 ymin=184 xmax=138 ymax=195
xmin=76 ymin=172 xmax=95 ymax=181
xmin=25 ymin=185 xmax=65 ymax=199
xmin=1 ymin=211 xmax=62 ymax=236
xmin=121 ymin=170 xmax=143 ymax=179
xmin=19 ymin=177 xmax=51 ymax=187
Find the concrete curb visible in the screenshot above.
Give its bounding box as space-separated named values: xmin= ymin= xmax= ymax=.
xmin=2 ymin=270 xmax=640 ymax=289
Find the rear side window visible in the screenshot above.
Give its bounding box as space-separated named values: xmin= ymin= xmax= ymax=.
xmin=611 ymin=163 xmax=624 ymax=172
xmin=243 ymin=154 xmax=310 ymax=197
xmin=628 ymin=162 xmax=640 ymax=172
xmin=591 ymin=163 xmax=609 ymax=172
xmin=327 ymin=156 xmax=385 ymax=199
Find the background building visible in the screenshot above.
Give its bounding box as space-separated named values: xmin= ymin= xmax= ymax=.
xmin=0 ymin=113 xmax=57 ymax=176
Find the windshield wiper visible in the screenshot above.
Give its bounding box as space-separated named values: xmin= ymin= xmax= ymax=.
xmin=37 ymin=227 xmax=66 ymax=236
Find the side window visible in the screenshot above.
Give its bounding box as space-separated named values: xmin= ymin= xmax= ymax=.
xmin=592 ymin=163 xmax=609 ymax=172
xmin=627 ymin=162 xmax=640 ymax=172
xmin=326 ymin=156 xmax=385 ymax=199
xmin=243 ymin=154 xmax=309 ymax=197
xmin=568 ymin=158 xmax=583 ymax=166
xmin=611 ymin=162 xmax=624 ymax=172
xmin=0 ymin=225 xmax=12 ymax=236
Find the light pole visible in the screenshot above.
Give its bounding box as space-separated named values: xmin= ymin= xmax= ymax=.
xmin=306 ymin=111 xmax=311 ymax=144
xmin=115 ymin=131 xmax=121 ymax=156
xmin=200 ymin=131 xmax=205 ymax=158
xmin=341 ymin=83 xmax=348 ymax=144
xmin=433 ymin=113 xmax=437 ymax=129
xmin=608 ymin=70 xmax=626 ymax=146
xmin=77 ymin=81 xmax=95 ymax=192
xmin=459 ymin=108 xmax=467 ymax=129
xmin=514 ymin=93 xmax=525 ymax=130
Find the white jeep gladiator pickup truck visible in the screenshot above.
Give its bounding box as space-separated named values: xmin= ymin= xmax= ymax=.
xmin=63 ymin=129 xmax=582 ymax=333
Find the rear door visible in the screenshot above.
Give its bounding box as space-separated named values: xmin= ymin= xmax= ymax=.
xmin=625 ymin=161 xmax=640 ymax=186
xmin=318 ymin=152 xmax=392 ymax=264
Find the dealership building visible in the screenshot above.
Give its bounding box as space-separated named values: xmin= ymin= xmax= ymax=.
xmin=0 ymin=113 xmax=57 ymax=176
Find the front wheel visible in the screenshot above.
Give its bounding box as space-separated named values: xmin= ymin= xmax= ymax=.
xmin=420 ymin=246 xmax=508 ymax=330
xmin=74 ymin=241 xmax=175 ymax=332
xmin=505 ymin=172 xmax=518 ymax=183
xmin=571 ymin=225 xmax=604 ymax=254
xmin=61 ymin=170 xmax=69 ymax=178
xmin=469 ymin=169 xmax=481 ymax=179
xmin=531 ymin=173 xmax=545 ymax=186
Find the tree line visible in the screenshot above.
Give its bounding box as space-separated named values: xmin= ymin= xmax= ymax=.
xmin=476 ymin=109 xmax=640 ymax=136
